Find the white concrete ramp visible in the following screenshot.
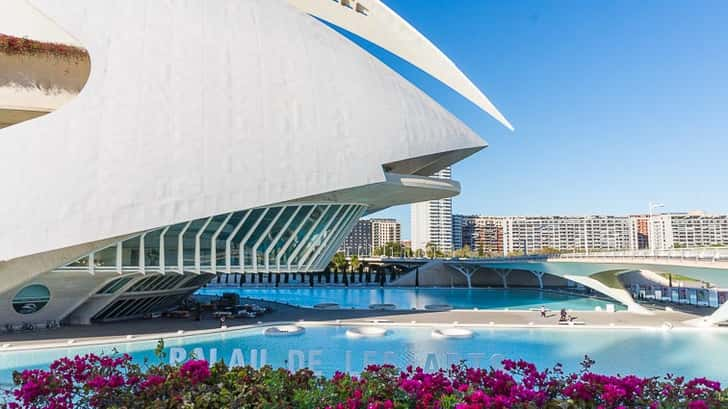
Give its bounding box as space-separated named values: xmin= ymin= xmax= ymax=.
xmin=685 ymin=301 xmax=728 ymax=327
xmin=563 ymin=275 xmax=652 ymax=315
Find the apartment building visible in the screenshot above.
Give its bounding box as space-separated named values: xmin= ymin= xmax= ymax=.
xmin=650 ymin=212 xmax=728 ymax=250
xmin=341 ymin=218 xmax=402 ymax=255
xmin=453 ymin=211 xmax=728 ymax=255
xmin=411 ymin=167 xmax=453 ymax=252
xmin=371 ymin=218 xmax=401 ymax=249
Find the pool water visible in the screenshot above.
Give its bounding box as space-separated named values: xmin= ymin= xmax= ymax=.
xmin=196 ymin=287 xmax=624 ymax=311
xmin=2 ymin=325 xmax=726 ymax=385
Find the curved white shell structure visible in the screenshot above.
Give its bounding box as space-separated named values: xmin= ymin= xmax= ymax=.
xmin=432 ymin=328 xmax=474 ymax=339
xmin=346 ymin=326 xmax=388 ymax=338
xmin=0 ymin=0 xmax=510 ymax=326
xmin=264 ymin=325 xmax=306 ymax=337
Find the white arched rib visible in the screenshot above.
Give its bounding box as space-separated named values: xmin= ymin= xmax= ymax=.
xmin=288 ymin=0 xmax=514 ymax=131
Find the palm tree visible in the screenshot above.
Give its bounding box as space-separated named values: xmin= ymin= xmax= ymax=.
xmin=350 ymin=255 xmax=361 ymax=284
xmin=332 ymin=252 xmax=347 ymax=284
xmin=425 ymin=241 xmax=436 ymax=259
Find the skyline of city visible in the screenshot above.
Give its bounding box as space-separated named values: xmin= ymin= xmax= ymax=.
xmin=358 ymin=209 xmax=728 ymax=254
xmin=369 ymin=205 xmax=728 ymax=241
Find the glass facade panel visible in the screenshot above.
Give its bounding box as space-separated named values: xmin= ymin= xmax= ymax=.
xmin=293 ymin=205 xmax=341 ymax=268
xmin=312 ymin=206 xmax=362 ymax=270
xmin=230 ymin=208 xmax=266 ymax=266
xmin=144 ymin=230 xmax=162 ymax=267
xmin=272 ymin=205 xmax=313 ymax=267
xmin=244 ymin=207 xmax=282 ymax=267
xmin=162 ymin=223 xmax=186 ymax=267
xmin=181 ymin=219 xmax=208 ymax=267
xmin=94 ymin=245 xmax=117 ymax=268
xmin=67 ymin=255 xmax=89 ymax=267
xmin=256 ymin=206 xmax=297 ymax=267
xmin=199 ymin=214 xmax=228 ymax=266
xmin=308 ymin=206 xmax=355 ymax=269
xmin=96 ymin=276 xmax=133 ymax=294
xmin=214 ymin=211 xmax=248 ymax=267
xmin=282 ymin=205 xmax=326 ymax=269
xmin=121 ymin=237 xmax=141 ymax=267
xmin=74 ymin=203 xmax=364 ymax=277
xmin=261 ymin=206 xmax=301 ymax=266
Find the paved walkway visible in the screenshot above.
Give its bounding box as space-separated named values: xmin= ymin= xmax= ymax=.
xmin=0 ymin=299 xmax=712 ymax=351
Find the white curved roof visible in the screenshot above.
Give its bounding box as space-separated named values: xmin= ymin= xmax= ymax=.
xmin=288 ymin=0 xmax=514 ymax=131
xmin=0 ymin=0 xmax=486 ymax=262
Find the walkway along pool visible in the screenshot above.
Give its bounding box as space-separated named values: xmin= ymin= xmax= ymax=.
xmin=1 ymin=324 xmax=726 ymax=385
xmin=196 ymin=287 xmax=625 ymax=311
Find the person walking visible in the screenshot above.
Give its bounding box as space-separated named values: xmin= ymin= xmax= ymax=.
xmin=540 ymin=305 xmax=547 ymax=318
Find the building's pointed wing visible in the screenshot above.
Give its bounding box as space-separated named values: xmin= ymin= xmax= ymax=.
xmin=288 ymin=0 xmax=514 ymax=131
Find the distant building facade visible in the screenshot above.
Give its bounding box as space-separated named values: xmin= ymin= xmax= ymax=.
xmin=411 ymin=167 xmax=453 ymax=253
xmin=629 ymin=215 xmax=650 ymax=250
xmin=341 ymin=218 xmax=401 ymax=255
xmin=650 ymin=212 xmax=728 ymax=250
xmin=502 ymin=215 xmax=631 ymax=255
xmin=371 ymin=218 xmax=401 ymax=249
xmin=452 ymin=211 xmax=728 ymax=255
xmin=341 ymin=219 xmax=372 ymax=256
xmin=454 ymin=215 xmax=504 ymax=255
xmin=452 ymin=214 xmax=464 ymax=250
xmin=451 ymin=215 xmax=635 ymax=255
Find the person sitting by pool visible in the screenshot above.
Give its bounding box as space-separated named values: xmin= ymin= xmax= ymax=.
xmin=559 ymin=308 xmax=568 ymax=322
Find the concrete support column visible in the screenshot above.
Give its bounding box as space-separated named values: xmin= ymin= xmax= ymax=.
xmin=532 ymin=271 xmax=545 ymax=289
xmin=495 ymin=268 xmax=511 ymax=289
xmin=451 ymin=264 xmax=479 ymax=289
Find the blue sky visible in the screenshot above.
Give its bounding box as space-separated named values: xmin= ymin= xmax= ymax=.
xmin=337 ymin=0 xmax=728 ymax=239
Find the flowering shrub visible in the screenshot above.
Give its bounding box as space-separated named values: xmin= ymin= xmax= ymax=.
xmin=2 ymin=351 xmax=726 ymax=408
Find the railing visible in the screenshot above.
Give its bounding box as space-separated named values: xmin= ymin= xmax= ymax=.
xmin=554 ymin=247 xmax=728 ymax=263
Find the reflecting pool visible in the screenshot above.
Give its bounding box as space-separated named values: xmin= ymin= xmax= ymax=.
xmin=2 ymin=325 xmax=725 ymax=385
xmin=196 ymin=287 xmax=624 ymax=311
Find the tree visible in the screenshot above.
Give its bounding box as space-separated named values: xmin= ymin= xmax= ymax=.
xmin=350 ymin=255 xmax=361 ymax=273
xmin=349 ymin=255 xmax=360 ymax=284
xmin=537 ymin=246 xmax=561 ymax=256
xmin=425 ymin=242 xmax=436 ymax=259
xmin=453 ymin=245 xmax=474 ymax=258
xmin=373 ymin=242 xmax=405 ymax=257
xmin=332 ymin=252 xmax=347 ymax=273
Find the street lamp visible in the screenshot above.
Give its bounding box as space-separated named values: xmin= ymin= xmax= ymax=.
xmin=649 ymin=202 xmax=665 ymax=255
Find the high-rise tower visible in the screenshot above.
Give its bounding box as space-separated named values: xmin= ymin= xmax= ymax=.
xmin=411 ymin=167 xmax=453 ymax=253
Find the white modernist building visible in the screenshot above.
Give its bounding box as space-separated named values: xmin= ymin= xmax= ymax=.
xmin=0 ymin=0 xmax=510 ymax=325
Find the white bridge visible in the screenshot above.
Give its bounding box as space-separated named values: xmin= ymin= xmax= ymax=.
xmin=352 ymin=249 xmax=728 ymax=326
